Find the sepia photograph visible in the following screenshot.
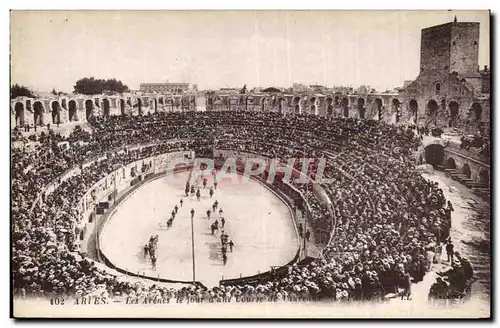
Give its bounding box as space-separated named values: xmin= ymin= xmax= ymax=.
xmin=9 ymin=9 xmax=491 ymax=319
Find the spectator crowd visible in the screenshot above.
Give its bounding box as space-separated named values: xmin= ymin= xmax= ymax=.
xmin=13 ymin=110 xmax=456 ymax=302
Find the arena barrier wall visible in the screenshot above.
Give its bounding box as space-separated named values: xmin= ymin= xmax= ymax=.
xmin=94 ymin=170 xmax=205 ymax=287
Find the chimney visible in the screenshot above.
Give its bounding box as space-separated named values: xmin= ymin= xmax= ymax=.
xmin=484 ymin=65 xmax=488 ymax=72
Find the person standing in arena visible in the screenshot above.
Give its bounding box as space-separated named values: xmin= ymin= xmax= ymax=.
xmin=209 ymin=187 xmax=214 ymax=199
xmin=219 ymin=208 xmax=224 ymax=218
xmin=171 ymin=209 xmax=176 ymax=220
xmin=212 ymin=200 xmax=218 ymax=212
xmin=446 ymin=241 xmax=455 ymax=263
xmin=214 ymin=179 xmax=218 ymax=190
xmin=180 ymin=198 xmax=184 ymax=207
xmin=174 ymin=205 xmax=179 ymax=214
xmin=203 ymin=178 xmax=207 ymax=189
xmin=196 ymin=189 xmax=201 ymax=201
xmin=222 ymin=253 xmax=227 ymax=266
xmin=221 ymin=217 xmax=225 ymax=229
xmin=151 ymin=255 xmax=157 ymax=270
xmin=144 ymin=244 xmax=149 ymax=258
xmin=228 ymin=240 xmax=234 ymax=252
xmin=206 ymin=209 xmax=211 ymax=220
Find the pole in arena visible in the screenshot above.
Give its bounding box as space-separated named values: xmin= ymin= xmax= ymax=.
xmin=191 ymin=213 xmax=196 ymax=283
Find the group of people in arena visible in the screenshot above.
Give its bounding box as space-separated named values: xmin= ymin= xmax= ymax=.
xmin=12 ymin=110 xmax=469 ymax=301
xmin=144 ymin=235 xmax=159 ymax=270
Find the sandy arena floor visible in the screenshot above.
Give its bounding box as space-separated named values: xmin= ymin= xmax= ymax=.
xmin=99 ymin=170 xmax=299 ymax=287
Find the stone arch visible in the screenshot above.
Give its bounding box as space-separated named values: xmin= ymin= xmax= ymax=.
xmin=374 ymin=98 xmax=383 ymax=120
xmin=445 ymin=157 xmax=457 ymax=169
xmin=278 ymin=97 xmax=285 ymax=114
xmin=68 ymin=100 xmax=77 ymax=121
xmin=462 ymin=163 xmax=471 ymax=178
xmin=341 ymin=97 xmax=349 ymax=117
xmin=309 ymin=97 xmax=317 ymax=115
xmin=246 ymin=96 xmax=253 ymax=110
xmin=440 ymin=99 xmax=446 ymax=112
xmin=471 ymin=103 xmax=482 ymax=121
xmin=158 ymin=97 xmax=164 ymax=106
xmin=102 ymin=98 xmax=111 ymax=117
xmin=357 ymin=98 xmax=365 ymax=119
xmin=426 ymin=99 xmax=439 ymax=127
xmin=479 ymin=168 xmax=489 ymax=184
xmin=14 ymin=102 xmax=25 ymax=126
xmin=33 ymin=101 xmax=44 ymax=125
xmin=424 ymin=144 xmax=444 ymax=166
xmin=334 ymin=95 xmax=340 ymax=107
xmin=293 ymin=96 xmax=301 ymax=114
xmin=326 ymin=97 xmax=334 ymax=116
xmin=136 ymin=98 xmax=143 ymax=115
xmin=392 ymin=99 xmax=401 ymax=123
xmin=85 ymin=99 xmax=94 ymax=120
xmin=427 ymin=99 xmax=438 ymax=116
xmin=448 ymin=101 xmax=459 ymax=127
xmin=435 ymin=82 xmax=441 ymax=94
xmin=119 ymin=99 xmax=126 ymax=115
xmin=409 ymin=99 xmax=418 ymax=121
xmin=51 ymin=101 xmax=61 ymax=124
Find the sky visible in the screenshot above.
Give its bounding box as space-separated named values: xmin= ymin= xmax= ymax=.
xmin=10 ymin=10 xmax=490 ymax=93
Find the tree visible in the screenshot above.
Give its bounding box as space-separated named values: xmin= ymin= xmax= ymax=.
xmin=11 ymin=84 xmax=34 ymax=99
xmin=73 ymin=77 xmax=130 ymax=95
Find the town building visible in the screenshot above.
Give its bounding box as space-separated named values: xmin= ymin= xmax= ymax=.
xmin=139 ymin=82 xmax=190 ymax=94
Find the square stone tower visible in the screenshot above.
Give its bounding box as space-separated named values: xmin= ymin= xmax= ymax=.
xmin=420 ymin=20 xmax=480 ymax=75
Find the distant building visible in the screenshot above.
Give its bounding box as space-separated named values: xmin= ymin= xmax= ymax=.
xmin=292 ymin=83 xmax=311 ymax=93
xmin=140 ymin=82 xmax=190 ymax=94
xmin=219 ymin=87 xmax=241 ymax=93
xmin=309 ymin=85 xmax=328 ymax=93
xmin=402 ymin=19 xmax=490 ymax=135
